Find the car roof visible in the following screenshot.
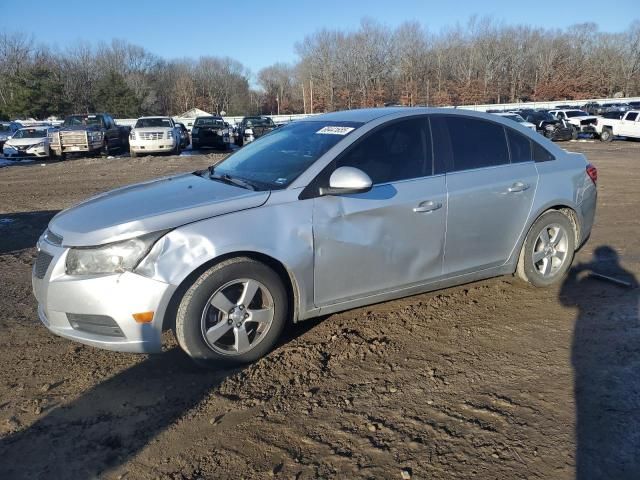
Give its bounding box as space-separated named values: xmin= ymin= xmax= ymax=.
xmin=137 ymin=116 xmax=172 ymax=120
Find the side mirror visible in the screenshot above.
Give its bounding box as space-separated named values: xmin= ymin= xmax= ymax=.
xmin=319 ymin=166 xmax=373 ymax=196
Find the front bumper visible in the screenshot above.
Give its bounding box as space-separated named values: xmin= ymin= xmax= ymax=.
xmin=130 ymin=139 xmax=176 ymax=153
xmin=32 ymin=239 xmax=176 ymax=353
xmin=3 ymin=144 xmax=49 ymax=158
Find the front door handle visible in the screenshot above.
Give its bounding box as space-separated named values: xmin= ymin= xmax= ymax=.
xmin=507 ymin=182 xmax=530 ymax=193
xmin=413 ymin=200 xmax=443 ymax=213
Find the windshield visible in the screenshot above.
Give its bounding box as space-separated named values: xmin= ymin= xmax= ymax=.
xmin=245 ymin=117 xmax=274 ymax=127
xmin=135 ymin=118 xmax=173 ymax=128
xmin=195 ymin=117 xmax=224 ymax=127
xmin=64 ymin=115 xmax=102 ymax=127
xmin=502 ymin=114 xmax=525 ymax=122
xmin=211 ymin=120 xmax=362 ymax=190
xmin=527 ymin=112 xmax=555 ymax=122
xmin=565 ymin=110 xmax=589 ymax=118
xmin=0 ymin=124 xmax=11 ymax=132
xmin=13 ymin=128 xmax=47 ymax=139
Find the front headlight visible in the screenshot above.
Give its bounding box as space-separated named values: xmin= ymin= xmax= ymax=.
xmin=130 ymin=131 xmax=137 ymax=140
xmin=28 ymin=142 xmax=45 ymax=150
xmin=65 ymin=231 xmax=168 ymax=275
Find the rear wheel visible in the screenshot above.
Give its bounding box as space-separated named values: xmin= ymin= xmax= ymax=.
xmin=516 ymin=210 xmax=575 ymax=287
xmin=175 ymin=257 xmax=288 ymax=366
xmin=600 ymin=128 xmax=613 ymax=142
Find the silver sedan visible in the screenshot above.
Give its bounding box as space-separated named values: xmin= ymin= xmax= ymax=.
xmin=32 ymin=108 xmax=597 ymax=365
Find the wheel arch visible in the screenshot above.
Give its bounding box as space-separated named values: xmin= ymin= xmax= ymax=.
xmin=510 ymin=203 xmax=581 ymax=272
xmin=162 ymin=250 xmax=300 ymax=333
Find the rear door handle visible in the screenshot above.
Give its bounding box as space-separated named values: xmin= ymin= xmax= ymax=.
xmin=413 ymin=200 xmax=443 ymax=213
xmin=507 ymin=182 xmax=530 ymax=193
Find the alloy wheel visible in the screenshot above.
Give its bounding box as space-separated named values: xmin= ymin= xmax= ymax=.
xmin=532 ymin=223 xmax=569 ymax=277
xmin=200 ymin=278 xmax=275 ymax=355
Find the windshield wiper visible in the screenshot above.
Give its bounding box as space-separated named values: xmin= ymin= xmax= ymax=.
xmin=208 ymin=168 xmax=256 ymax=191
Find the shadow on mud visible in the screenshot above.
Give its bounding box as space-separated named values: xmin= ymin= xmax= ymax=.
xmin=560 ymin=246 xmax=640 ymax=479
xmin=0 ymin=348 xmax=242 ymax=479
xmin=0 ymin=210 xmax=59 ymax=255
xmin=0 ymin=317 xmax=323 ymax=479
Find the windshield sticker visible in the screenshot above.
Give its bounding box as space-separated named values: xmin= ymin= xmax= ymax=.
xmin=316 ymin=126 xmax=355 ymax=135
xmin=275 ymin=178 xmax=288 ymax=184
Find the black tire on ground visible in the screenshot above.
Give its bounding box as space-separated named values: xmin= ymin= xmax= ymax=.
xmin=600 ymin=128 xmax=613 ymax=142
xmin=191 ymin=142 xmax=199 ymax=150
xmin=174 ymin=142 xmax=181 ymax=155
xmin=175 ymin=257 xmax=288 ymax=367
xmin=101 ymin=139 xmax=110 ymax=156
xmin=516 ymin=210 xmax=576 ymax=288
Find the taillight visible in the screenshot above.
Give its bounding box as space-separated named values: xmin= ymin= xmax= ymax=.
xmin=586 ymin=163 xmax=598 ymax=185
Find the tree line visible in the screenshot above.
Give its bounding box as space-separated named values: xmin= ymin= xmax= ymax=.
xmin=1 ymin=17 xmax=639 ymax=120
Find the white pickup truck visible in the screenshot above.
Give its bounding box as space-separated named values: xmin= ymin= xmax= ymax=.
xmin=594 ymin=110 xmax=640 ymax=142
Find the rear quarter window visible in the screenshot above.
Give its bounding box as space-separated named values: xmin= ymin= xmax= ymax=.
xmin=506 ymin=129 xmax=532 ymax=163
xmin=532 ymin=141 xmax=555 ymax=162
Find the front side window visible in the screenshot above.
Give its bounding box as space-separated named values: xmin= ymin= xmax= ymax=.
xmin=336 ymin=117 xmax=431 ymax=184
xmin=625 ymin=112 xmax=638 ymax=121
xmin=211 ymin=120 xmax=362 ymax=190
xmin=432 ymin=116 xmax=509 ymax=172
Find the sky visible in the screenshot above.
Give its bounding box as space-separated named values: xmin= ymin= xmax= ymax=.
xmin=1 ymin=0 xmax=637 ymax=76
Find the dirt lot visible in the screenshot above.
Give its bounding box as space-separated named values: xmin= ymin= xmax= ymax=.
xmin=0 ymin=142 xmax=638 ymax=480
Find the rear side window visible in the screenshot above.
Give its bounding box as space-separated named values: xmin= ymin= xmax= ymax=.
xmin=432 ymin=116 xmax=509 ymax=172
xmin=336 ymin=117 xmax=431 ymax=184
xmin=506 ymin=129 xmax=532 ymax=163
xmin=532 ymin=142 xmax=555 ymax=162
xmin=626 ymin=112 xmax=638 ymax=121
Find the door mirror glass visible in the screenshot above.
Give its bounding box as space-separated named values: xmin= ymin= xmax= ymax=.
xmin=319 ymin=166 xmax=372 ymax=196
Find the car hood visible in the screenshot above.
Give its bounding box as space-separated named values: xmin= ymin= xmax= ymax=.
xmin=5 ymin=137 xmax=47 ymax=146
xmin=49 ymin=173 xmax=270 ymax=246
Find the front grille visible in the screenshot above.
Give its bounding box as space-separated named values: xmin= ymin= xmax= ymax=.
xmin=139 ymin=131 xmax=164 ymax=140
xmin=67 ymin=313 xmax=125 ymax=337
xmin=60 ymin=131 xmax=87 ymax=144
xmin=34 ymin=251 xmax=54 ymax=279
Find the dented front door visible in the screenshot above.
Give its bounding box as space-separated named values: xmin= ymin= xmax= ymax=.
xmin=312 ymin=176 xmax=447 ymax=307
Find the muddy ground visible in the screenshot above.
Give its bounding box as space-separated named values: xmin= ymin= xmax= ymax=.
xmin=0 ymin=142 xmax=638 ymax=480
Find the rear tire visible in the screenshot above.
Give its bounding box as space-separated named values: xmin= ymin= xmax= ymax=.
xmin=175 ymin=257 xmax=288 ymax=367
xmin=516 ymin=210 xmax=575 ymax=288
xmin=600 ymin=128 xmax=613 ymax=142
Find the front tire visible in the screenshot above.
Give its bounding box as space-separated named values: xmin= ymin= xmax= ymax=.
xmin=600 ymin=128 xmax=613 ymax=142
xmin=175 ymin=257 xmax=288 ymax=366
xmin=516 ymin=210 xmax=575 ymax=287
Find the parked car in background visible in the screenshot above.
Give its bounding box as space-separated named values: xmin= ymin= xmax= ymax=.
xmin=582 ymin=102 xmax=604 ymax=116
xmin=49 ymin=113 xmax=130 ymax=158
xmin=2 ymin=126 xmax=56 ymax=159
xmin=129 ymin=117 xmax=181 ymax=157
xmin=595 ymin=110 xmax=640 ymax=142
xmin=494 ymin=112 xmax=537 ymax=131
xmin=0 ymin=121 xmax=24 ymax=149
xmin=601 ymin=102 xmax=631 ymax=113
xmin=627 ymin=101 xmax=640 ymax=109
xmin=175 ymin=122 xmax=190 ymax=149
xmin=548 ymin=109 xmax=598 ymax=139
xmin=518 ymin=110 xmax=573 ymax=141
xmin=191 ymin=116 xmax=232 ymax=150
xmin=33 ymin=107 xmax=596 ymax=366
xmin=235 ymin=116 xmax=277 ymax=146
